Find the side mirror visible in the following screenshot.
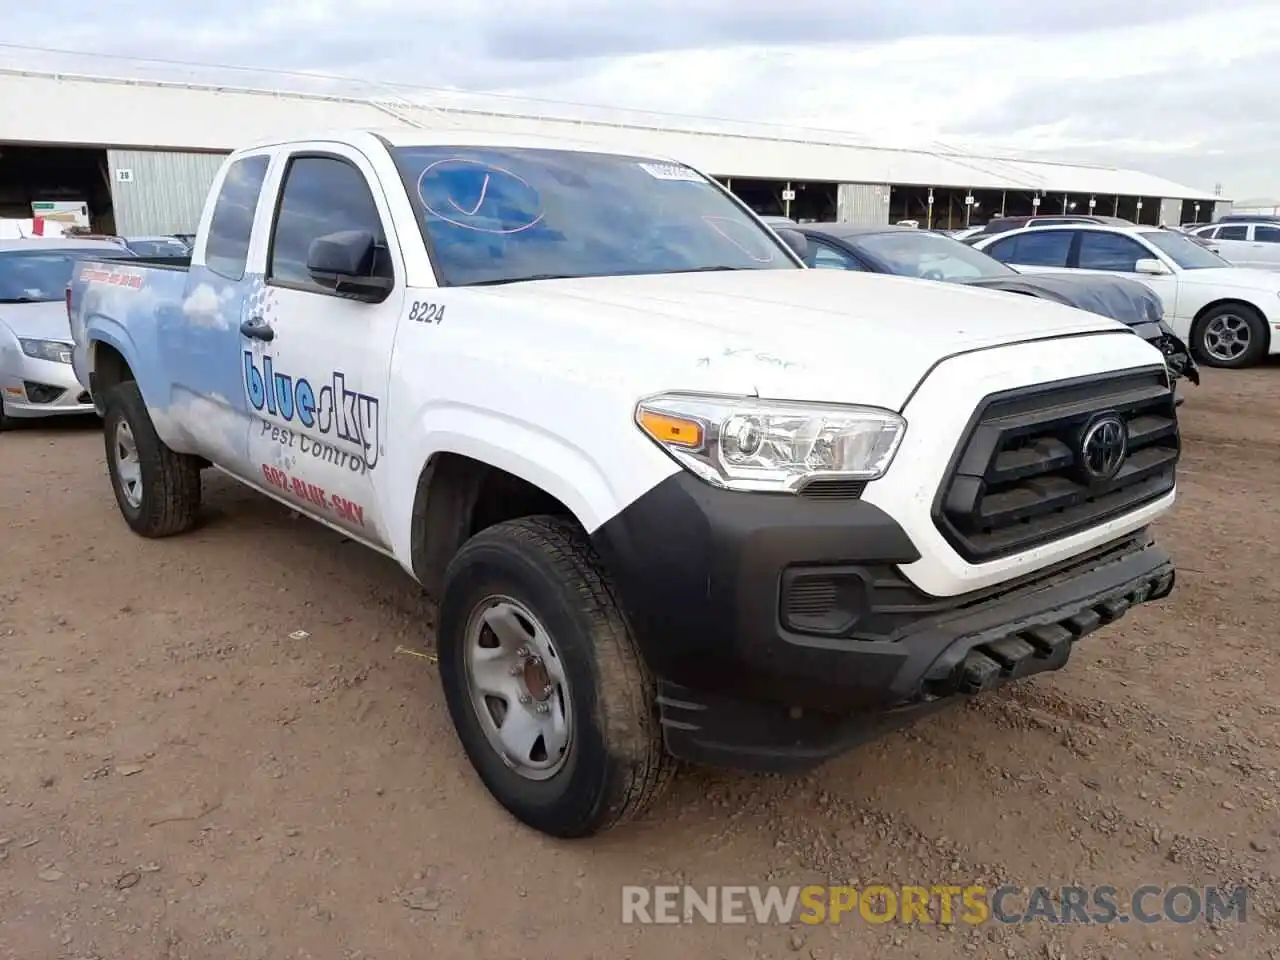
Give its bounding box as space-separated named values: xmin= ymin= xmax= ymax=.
xmin=1134 ymin=258 xmax=1171 ymax=276
xmin=775 ymin=228 xmax=809 ymax=262
xmin=306 ymin=229 xmax=393 ymax=301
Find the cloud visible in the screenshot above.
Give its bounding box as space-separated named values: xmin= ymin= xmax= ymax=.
xmin=2 ymin=0 xmax=1278 ymax=198
xmin=180 ymin=282 xmax=235 ymax=330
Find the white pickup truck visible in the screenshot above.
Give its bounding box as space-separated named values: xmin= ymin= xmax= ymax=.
xmin=69 ymin=129 xmax=1180 ymax=839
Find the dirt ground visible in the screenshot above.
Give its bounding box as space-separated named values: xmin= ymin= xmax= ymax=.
xmin=2 ymin=368 xmax=1278 ymax=960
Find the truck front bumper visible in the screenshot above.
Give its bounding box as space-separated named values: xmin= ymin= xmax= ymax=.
xmin=590 ymin=472 xmax=1175 ymax=774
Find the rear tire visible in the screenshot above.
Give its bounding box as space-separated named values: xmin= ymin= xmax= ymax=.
xmin=437 ymin=515 xmax=673 ymax=838
xmin=1191 ymin=304 xmax=1268 ymax=369
xmin=102 ymin=380 xmax=202 ymax=537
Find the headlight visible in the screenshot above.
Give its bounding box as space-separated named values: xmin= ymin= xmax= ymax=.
xmin=19 ymin=338 xmax=73 ymax=364
xmin=635 ymin=392 xmax=906 ymax=493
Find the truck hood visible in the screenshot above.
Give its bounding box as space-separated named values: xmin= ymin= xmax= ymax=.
xmin=473 ymin=269 xmax=1133 ymax=410
xmin=0 ymin=299 xmax=73 ymax=341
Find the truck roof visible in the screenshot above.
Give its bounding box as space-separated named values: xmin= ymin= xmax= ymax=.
xmin=237 ymin=126 xmax=682 ymax=165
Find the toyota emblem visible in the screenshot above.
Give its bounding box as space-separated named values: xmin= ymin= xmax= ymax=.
xmin=1079 ymin=415 xmax=1128 ymax=483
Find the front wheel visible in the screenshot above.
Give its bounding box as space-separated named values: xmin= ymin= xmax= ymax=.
xmin=437 ymin=515 xmax=673 ymax=838
xmin=1192 ymin=304 xmax=1268 ymax=369
xmin=102 ymin=380 xmax=203 ymax=537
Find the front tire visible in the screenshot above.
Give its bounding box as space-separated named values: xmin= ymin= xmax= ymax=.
xmin=438 ymin=515 xmax=673 ymax=838
xmin=102 ymin=380 xmax=202 ymax=537
xmin=1191 ymin=304 xmax=1268 ymax=369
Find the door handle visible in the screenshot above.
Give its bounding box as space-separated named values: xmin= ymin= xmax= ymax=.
xmin=240 ymin=315 xmax=275 ymax=342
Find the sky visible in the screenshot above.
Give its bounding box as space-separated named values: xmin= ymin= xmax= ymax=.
xmin=5 ymin=0 xmax=1280 ymax=199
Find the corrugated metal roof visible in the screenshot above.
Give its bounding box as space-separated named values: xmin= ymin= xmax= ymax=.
xmin=0 ymin=68 xmax=1222 ymax=201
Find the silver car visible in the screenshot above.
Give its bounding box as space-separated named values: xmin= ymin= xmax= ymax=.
xmin=0 ymin=238 xmax=138 ymax=428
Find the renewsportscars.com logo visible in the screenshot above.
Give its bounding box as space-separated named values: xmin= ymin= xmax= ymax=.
xmin=621 ymin=884 xmax=1249 ymax=926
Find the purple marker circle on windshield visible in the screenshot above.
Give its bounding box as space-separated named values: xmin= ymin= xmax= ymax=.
xmin=416 ymin=158 xmax=545 ymax=235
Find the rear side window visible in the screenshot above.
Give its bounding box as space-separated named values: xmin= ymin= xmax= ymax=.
xmin=1256 ymin=226 xmax=1280 ymax=244
xmin=809 ymin=241 xmax=862 ymax=270
xmin=205 ymin=154 xmax=270 ymax=281
xmin=988 ymin=231 xmax=1072 ymax=267
xmin=267 ymin=155 xmax=391 ymax=294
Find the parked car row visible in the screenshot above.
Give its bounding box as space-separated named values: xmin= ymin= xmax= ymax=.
xmin=969 ymin=223 xmax=1280 ymax=368
xmin=1179 ymin=220 xmax=1280 ymax=272
xmin=787 ymin=223 xmax=1199 ymax=386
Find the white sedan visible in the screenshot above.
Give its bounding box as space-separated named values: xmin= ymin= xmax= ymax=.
xmin=973 ymin=223 xmax=1280 ymax=369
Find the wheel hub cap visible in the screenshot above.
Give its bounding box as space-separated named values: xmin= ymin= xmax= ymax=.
xmin=1204 ymin=315 xmax=1249 ymax=362
xmin=463 ymin=596 xmax=573 ymax=781
xmin=112 ymin=419 xmax=143 ymax=509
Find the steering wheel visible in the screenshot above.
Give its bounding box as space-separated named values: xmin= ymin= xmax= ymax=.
xmin=922 ymin=268 xmax=946 ymax=282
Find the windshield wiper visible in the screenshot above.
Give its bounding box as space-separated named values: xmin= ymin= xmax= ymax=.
xmin=464 ymin=273 xmax=580 ymax=287
xmin=463 ymin=265 xmax=752 ymax=288
xmin=0 ymin=296 xmax=56 ymax=304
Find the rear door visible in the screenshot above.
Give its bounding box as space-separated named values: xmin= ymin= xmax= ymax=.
xmin=1208 ymin=223 xmax=1253 ymax=266
xmin=166 ymin=151 xmax=274 ymax=482
xmin=241 ymin=142 xmax=404 ymax=549
xmin=1243 ymin=225 xmax=1280 ymax=270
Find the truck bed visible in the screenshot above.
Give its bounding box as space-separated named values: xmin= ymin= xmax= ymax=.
xmin=68 ymin=256 xmax=200 ymax=422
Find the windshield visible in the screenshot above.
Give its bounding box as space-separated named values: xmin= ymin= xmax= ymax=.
xmin=391 ymin=146 xmax=797 ymax=286
xmin=0 ymin=248 xmax=136 ymax=302
xmin=1138 ymin=230 xmax=1229 ymax=270
xmin=854 ymin=230 xmax=1016 ymax=281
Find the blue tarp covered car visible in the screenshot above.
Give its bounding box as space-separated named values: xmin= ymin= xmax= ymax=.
xmin=787 ymin=222 xmax=1199 ymax=386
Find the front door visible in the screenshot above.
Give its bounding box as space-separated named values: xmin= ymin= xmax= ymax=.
xmin=1073 ymin=230 xmax=1180 ymax=315
xmin=242 ymin=145 xmax=405 ymax=549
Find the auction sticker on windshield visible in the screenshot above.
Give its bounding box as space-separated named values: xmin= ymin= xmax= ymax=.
xmin=638 ymin=162 xmax=705 ymax=183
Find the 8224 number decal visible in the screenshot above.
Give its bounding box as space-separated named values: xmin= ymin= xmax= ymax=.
xmin=409 ymin=301 xmax=446 ymax=324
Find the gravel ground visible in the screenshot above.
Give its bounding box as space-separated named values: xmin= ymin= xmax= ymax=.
xmin=1 ymin=367 xmax=1278 ymax=960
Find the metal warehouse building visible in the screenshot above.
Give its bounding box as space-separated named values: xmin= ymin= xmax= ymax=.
xmin=0 ymin=67 xmax=1229 ymax=237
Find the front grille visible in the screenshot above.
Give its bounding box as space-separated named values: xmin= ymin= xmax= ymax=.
xmin=933 ymin=368 xmax=1179 ymax=563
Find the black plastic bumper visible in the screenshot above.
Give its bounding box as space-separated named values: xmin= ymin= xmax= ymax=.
xmin=590 ymin=472 xmax=1175 ymax=774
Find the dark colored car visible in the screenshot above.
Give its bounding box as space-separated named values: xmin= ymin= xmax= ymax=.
xmin=1216 ymin=213 xmax=1280 ymax=225
xmin=960 ymin=214 xmax=1134 ymax=246
xmin=796 ymin=223 xmax=1198 ymax=386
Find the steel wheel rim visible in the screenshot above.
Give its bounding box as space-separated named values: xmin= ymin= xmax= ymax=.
xmin=112 ymin=419 xmax=143 ymax=509
xmin=462 ymin=595 xmax=573 ymax=781
xmin=1203 ymin=314 xmax=1250 ymax=363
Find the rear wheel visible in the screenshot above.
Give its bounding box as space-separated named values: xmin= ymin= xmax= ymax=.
xmin=437 ymin=515 xmax=673 ymax=838
xmin=102 ymin=380 xmax=202 ymax=537
xmin=1192 ymin=304 xmax=1268 ymax=369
